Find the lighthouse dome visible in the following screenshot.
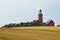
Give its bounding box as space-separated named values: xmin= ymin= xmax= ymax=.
xmin=38 ymin=9 xmax=43 ymax=16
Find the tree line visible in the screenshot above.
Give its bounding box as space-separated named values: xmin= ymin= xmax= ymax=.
xmin=2 ymin=20 xmax=42 ymax=28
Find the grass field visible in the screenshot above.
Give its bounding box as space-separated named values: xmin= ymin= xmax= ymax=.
xmin=0 ymin=26 xmax=60 ymax=40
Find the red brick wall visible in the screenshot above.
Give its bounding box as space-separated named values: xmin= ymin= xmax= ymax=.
xmin=38 ymin=15 xmax=43 ymax=23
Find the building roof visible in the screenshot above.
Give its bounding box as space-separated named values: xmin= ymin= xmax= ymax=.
xmin=46 ymin=19 xmax=54 ymax=25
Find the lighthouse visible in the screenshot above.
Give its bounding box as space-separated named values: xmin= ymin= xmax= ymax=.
xmin=38 ymin=9 xmax=43 ymax=23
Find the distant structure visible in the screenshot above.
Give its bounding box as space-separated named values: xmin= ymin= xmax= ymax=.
xmin=36 ymin=9 xmax=55 ymax=26
xmin=19 ymin=9 xmax=55 ymax=26
xmin=3 ymin=9 xmax=55 ymax=27
xmin=38 ymin=10 xmax=43 ymax=23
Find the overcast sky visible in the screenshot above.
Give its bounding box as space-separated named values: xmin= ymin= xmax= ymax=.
xmin=0 ymin=0 xmax=60 ymax=26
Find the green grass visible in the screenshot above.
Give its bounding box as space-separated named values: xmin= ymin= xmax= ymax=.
xmin=0 ymin=26 xmax=60 ymax=40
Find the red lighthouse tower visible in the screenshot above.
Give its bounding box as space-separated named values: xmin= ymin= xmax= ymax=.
xmin=38 ymin=9 xmax=43 ymax=23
